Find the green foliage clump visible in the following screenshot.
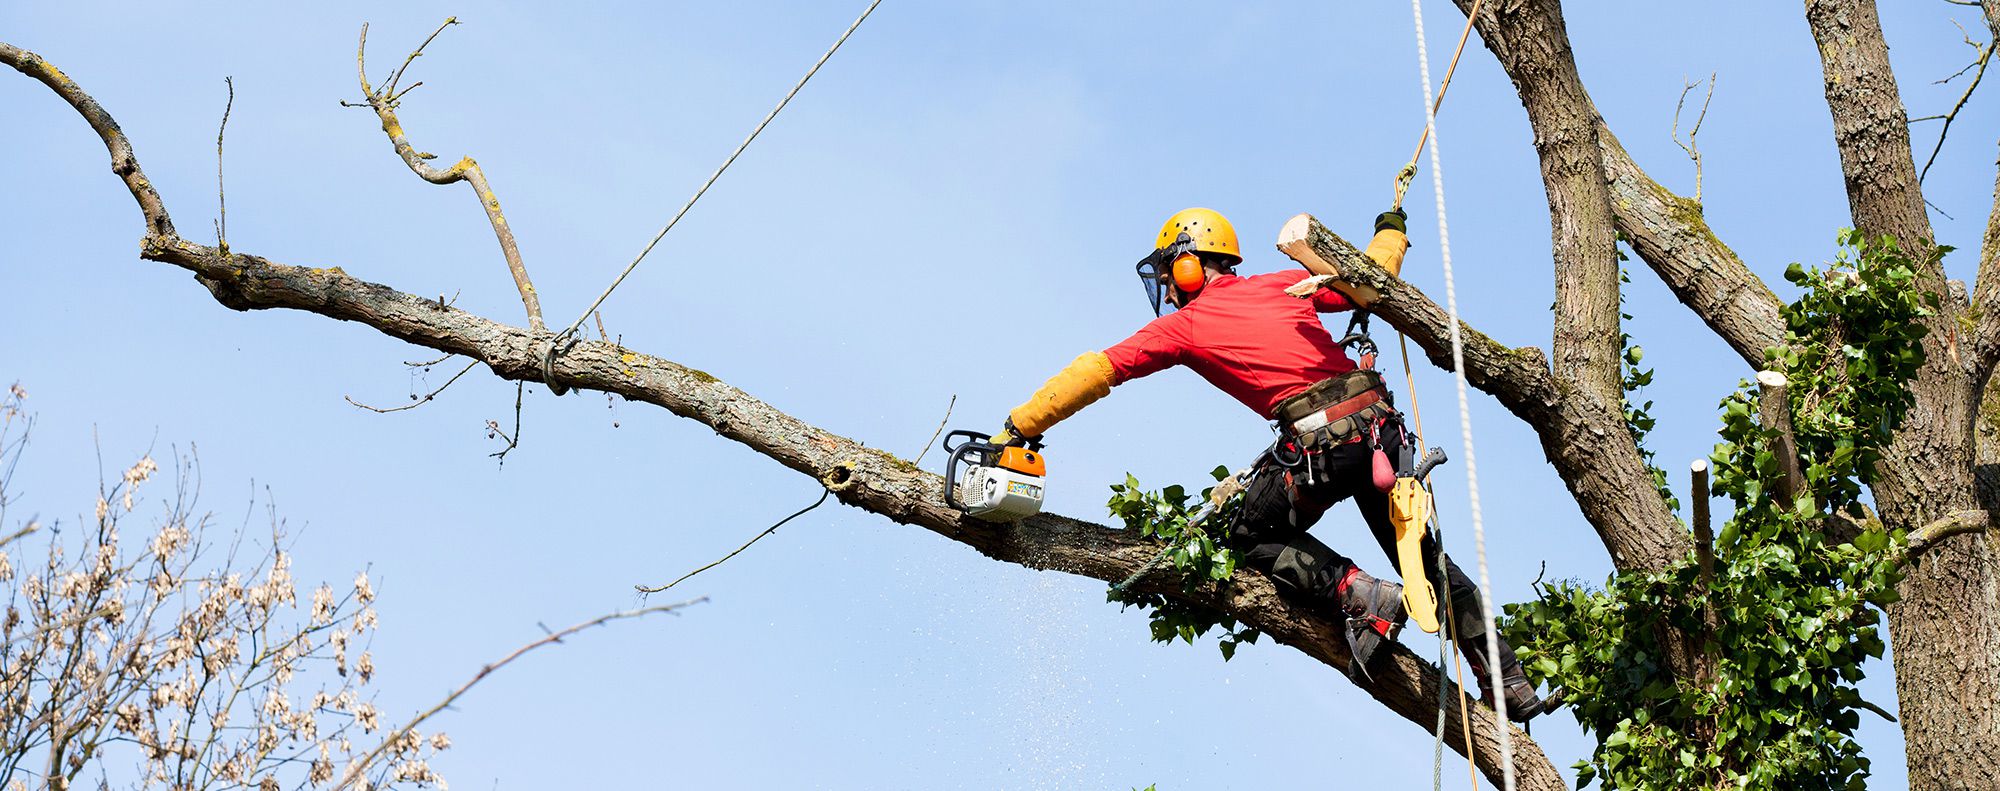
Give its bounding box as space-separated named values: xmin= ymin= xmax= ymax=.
xmin=1103 ymin=467 xmax=1261 ymax=660
xmin=1502 ymin=231 xmax=1941 ymax=790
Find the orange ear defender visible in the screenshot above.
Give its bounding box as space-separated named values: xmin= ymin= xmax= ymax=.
xmin=1171 ymin=252 xmax=1206 ymax=293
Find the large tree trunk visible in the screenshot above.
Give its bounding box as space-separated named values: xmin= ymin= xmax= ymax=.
xmin=1804 ymin=2 xmax=2000 ymax=786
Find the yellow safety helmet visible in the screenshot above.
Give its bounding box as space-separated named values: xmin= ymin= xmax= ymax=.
xmin=1154 ymin=207 xmax=1241 ymax=264
xmin=1136 ymin=208 xmax=1241 ymax=315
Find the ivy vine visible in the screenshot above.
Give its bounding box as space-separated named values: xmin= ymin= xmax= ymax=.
xmin=1501 ymin=230 xmax=1944 ymax=790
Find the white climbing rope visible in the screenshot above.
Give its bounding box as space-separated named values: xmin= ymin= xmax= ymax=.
xmin=555 ymin=0 xmax=884 ymax=346
xmin=1405 ymin=1 xmax=1517 ymax=789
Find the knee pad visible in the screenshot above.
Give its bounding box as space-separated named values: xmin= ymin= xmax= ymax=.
xmin=1271 ymin=541 xmax=1335 ymax=599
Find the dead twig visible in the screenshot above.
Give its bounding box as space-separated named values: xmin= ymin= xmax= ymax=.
xmin=214 ymin=76 xmax=232 ymax=252
xmin=487 ymin=381 xmax=523 ymax=466
xmin=343 ymin=359 xmax=479 ymax=413
xmin=403 ymin=352 xmax=455 ymax=369
xmin=911 ymin=394 xmax=956 ymax=467
xmin=382 ymin=17 xmax=456 ymax=102
xmin=333 ymin=598 xmax=704 ymax=791
xmin=636 ymin=489 xmax=830 ymax=594
xmin=1672 ymin=72 xmax=1716 ymax=206
xmin=355 ymin=19 xmax=546 ymax=332
xmin=1915 ymin=20 xmax=1994 ymax=186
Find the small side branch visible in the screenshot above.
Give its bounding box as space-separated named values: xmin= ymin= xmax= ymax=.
xmin=214 ymin=76 xmax=233 ymax=252
xmin=354 ymin=19 xmax=546 ymax=332
xmin=636 ymin=489 xmax=831 ymax=594
xmin=1912 ymin=19 xmax=1994 ymax=187
xmin=1671 ymin=72 xmax=1716 ymax=206
xmin=343 ymin=358 xmax=479 ymax=413
xmin=1904 ymin=509 xmax=1989 ymax=559
xmin=487 ymin=381 xmax=524 ymax=466
xmin=333 ymin=599 xmax=704 ymax=790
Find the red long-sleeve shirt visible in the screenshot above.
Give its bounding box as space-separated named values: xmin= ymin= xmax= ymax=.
xmin=1103 ymin=269 xmax=1357 ymax=418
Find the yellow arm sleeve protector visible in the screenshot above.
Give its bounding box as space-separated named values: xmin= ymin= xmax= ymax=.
xmin=1363 ymin=228 xmax=1411 ymax=279
xmin=1007 ymin=351 xmax=1117 ymax=437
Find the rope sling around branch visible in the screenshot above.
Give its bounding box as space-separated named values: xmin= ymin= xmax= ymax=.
xmin=1402 ymin=0 xmax=1518 ymax=788
xmin=541 ymin=0 xmax=885 ymax=394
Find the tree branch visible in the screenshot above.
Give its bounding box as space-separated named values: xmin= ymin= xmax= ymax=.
xmin=1599 ymin=127 xmax=1786 ymax=369
xmin=0 ymin=39 xmax=1565 ymax=790
xmin=354 ymin=20 xmax=547 ymax=333
xmin=0 ymin=42 xmax=174 ymax=239
xmin=1278 ymin=214 xmax=1690 ymax=572
xmin=1671 ymin=72 xmax=1715 ymax=206
xmin=335 ymin=599 xmax=705 ymax=790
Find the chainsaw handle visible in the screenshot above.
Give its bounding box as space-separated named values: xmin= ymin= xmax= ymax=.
xmin=1404 ymin=446 xmax=1448 ymax=481
xmin=940 ymin=430 xmax=997 ymax=511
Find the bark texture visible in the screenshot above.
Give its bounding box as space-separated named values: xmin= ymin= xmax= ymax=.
xmin=1804 ymin=5 xmax=2000 ymax=786
xmin=1455 ymin=0 xmax=1623 ymax=407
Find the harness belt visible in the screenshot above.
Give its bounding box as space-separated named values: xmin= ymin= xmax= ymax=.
xmin=1288 ymin=389 xmax=1384 ymax=436
xmin=1272 ymin=370 xmax=1399 ymax=449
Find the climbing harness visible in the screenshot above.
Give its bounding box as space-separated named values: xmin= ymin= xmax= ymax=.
xmin=541 ymin=0 xmax=885 ymax=394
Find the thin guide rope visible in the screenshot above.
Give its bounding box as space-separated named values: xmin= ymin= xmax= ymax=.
xmin=1407 ymin=0 xmax=1517 ymax=788
xmin=557 ymin=0 xmax=884 ymax=343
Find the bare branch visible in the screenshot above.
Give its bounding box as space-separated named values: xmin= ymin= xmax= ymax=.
xmin=214 ymin=76 xmax=233 ymax=251
xmin=1671 ymin=72 xmax=1716 ymax=205
xmin=355 ymin=20 xmax=546 ymax=332
xmin=334 ymin=598 xmax=703 ymax=790
xmin=1448 ymin=0 xmax=1623 ymax=406
xmin=0 ymin=43 xmax=174 ymax=238
xmin=910 ymin=394 xmax=955 ymax=467
xmin=486 ymin=381 xmax=523 ymax=466
xmin=382 ymin=16 xmax=457 ymax=102
xmin=636 ymin=490 xmax=829 ymax=593
xmin=343 ymin=358 xmax=480 ymax=413
xmin=1916 ymin=25 xmax=1993 ymax=187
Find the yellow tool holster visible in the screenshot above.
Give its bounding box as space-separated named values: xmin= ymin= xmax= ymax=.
xmin=1388 ymin=477 xmax=1442 ymax=634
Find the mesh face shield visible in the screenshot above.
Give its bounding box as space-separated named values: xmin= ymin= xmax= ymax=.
xmin=1135 ymin=233 xmax=1197 ymax=317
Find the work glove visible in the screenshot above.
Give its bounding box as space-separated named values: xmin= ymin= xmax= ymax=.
xmin=989 ymin=419 xmax=1032 ymax=448
xmin=1374 ymin=208 xmax=1408 ymax=235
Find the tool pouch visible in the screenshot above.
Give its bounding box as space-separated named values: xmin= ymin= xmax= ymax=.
xmin=1273 ymin=370 xmax=1398 ymax=450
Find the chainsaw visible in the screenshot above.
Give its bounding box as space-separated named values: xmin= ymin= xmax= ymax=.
xmin=941 ymin=429 xmax=1047 ymax=521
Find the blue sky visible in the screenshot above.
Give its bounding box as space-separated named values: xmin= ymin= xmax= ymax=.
xmin=6 ymin=2 xmax=1996 ymax=788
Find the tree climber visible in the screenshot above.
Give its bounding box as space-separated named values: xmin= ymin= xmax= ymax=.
xmin=992 ymin=208 xmax=1547 ymax=720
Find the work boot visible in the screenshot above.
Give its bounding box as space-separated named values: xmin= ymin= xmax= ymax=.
xmin=1461 ymin=633 xmax=1550 ymax=723
xmin=1334 ymin=567 xmax=1407 ymax=683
